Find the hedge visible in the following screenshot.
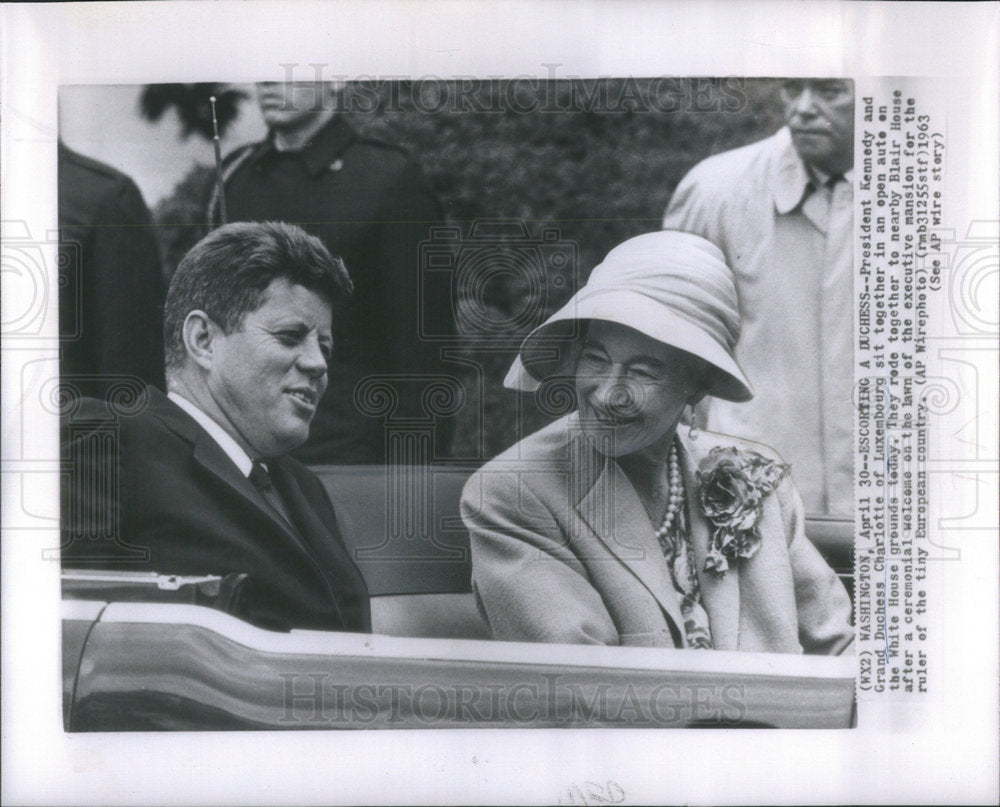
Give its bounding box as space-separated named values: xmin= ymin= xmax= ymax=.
xmin=153 ymin=78 xmax=785 ymax=460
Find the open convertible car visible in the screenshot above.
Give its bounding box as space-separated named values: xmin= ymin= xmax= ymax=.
xmin=62 ymin=465 xmax=856 ymax=731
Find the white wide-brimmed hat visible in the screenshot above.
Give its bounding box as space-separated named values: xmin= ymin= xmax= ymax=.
xmin=503 ymin=230 xmax=753 ymax=402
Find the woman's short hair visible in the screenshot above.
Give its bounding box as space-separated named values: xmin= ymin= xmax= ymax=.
xmin=163 ymin=222 xmax=352 ymax=372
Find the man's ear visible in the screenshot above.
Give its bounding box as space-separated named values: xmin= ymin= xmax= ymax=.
xmin=182 ymin=310 xmax=220 ymax=371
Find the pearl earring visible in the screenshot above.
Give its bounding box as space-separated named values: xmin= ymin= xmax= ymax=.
xmin=687 ymin=405 xmax=699 ymax=440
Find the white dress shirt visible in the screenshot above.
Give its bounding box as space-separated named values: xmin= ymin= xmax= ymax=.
xmin=168 ymin=391 xmax=254 ymax=477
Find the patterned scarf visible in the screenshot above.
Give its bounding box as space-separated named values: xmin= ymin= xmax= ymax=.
xmin=656 ymin=495 xmax=714 ymax=649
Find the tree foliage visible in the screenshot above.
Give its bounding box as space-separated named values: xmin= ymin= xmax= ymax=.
xmin=140 ymin=83 xmax=247 ymax=140
xmin=152 ymin=78 xmax=784 ymax=459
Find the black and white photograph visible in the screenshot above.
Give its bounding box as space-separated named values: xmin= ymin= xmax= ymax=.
xmin=56 ymin=74 xmax=856 ymax=731
xmin=2 ymin=1 xmax=998 ymax=804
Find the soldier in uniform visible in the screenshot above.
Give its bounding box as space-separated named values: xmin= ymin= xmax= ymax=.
xmin=59 ymin=141 xmax=166 ymax=397
xmin=210 ymin=81 xmax=454 ymax=465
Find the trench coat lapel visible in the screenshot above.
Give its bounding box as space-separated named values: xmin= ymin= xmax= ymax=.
xmin=572 ymin=435 xmax=686 ymax=642
xmin=678 ymin=431 xmax=741 ymax=651
xmin=772 ymin=127 xmax=829 ymax=234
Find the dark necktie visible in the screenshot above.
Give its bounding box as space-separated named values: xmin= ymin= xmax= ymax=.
xmin=807 ymin=173 xmax=844 ymax=197
xmin=249 ymin=460 xmax=296 ymax=531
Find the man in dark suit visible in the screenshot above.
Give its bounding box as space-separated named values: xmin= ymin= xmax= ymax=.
xmin=62 ymin=222 xmax=370 ymax=633
xmin=210 ymin=81 xmax=455 ymax=464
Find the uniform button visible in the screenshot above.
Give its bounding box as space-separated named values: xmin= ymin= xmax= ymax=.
xmin=329 ymin=159 xmax=344 ymax=172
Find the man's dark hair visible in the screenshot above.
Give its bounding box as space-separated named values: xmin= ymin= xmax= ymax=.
xmin=163 ymin=221 xmax=352 ymax=372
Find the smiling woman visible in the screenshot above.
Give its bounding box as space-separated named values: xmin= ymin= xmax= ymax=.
xmin=574 ymin=321 xmax=705 ymax=459
xmin=461 ymin=230 xmax=854 ymax=655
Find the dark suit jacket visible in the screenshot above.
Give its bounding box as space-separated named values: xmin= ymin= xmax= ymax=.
xmin=58 ymin=142 xmax=166 ymax=396
xmin=210 ymin=116 xmax=455 ymax=464
xmin=61 ymin=387 xmax=371 ymax=633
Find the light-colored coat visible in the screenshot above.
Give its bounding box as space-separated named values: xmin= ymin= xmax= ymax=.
xmin=663 ymin=127 xmax=854 ymax=515
xmin=461 ymin=413 xmax=853 ymax=654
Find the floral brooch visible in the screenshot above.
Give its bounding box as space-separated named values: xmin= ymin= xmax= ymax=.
xmin=696 ymin=446 xmax=789 ymax=576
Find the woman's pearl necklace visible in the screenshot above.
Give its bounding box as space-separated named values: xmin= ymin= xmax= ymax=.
xmin=654 ymin=441 xmax=683 ymax=541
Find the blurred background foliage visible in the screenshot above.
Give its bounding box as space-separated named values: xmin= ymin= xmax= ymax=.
xmin=140 ymin=83 xmax=247 ymax=140
xmin=151 ymin=78 xmax=785 ymax=461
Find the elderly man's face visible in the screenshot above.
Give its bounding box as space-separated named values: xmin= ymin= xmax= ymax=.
xmin=207 ymin=277 xmax=332 ymax=458
xmin=780 ymin=79 xmax=855 ymax=175
xmin=255 ymin=81 xmax=338 ymax=130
